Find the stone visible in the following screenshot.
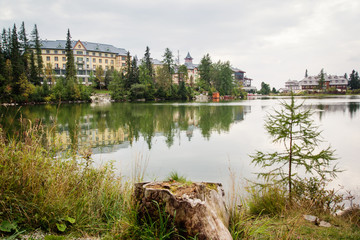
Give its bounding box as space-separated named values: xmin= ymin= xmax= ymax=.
xmin=134 ymin=181 xmax=232 ymax=240
xmin=319 ymin=220 xmax=331 ymax=228
xmin=303 ymin=215 xmax=318 ymax=223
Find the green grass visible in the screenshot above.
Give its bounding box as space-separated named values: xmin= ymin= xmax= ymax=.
xmin=93 ymin=89 xmax=110 ymax=94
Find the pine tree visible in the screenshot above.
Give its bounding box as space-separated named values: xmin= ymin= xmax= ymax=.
xmin=31 ymin=24 xmax=43 ymax=84
xmin=349 ymin=69 xmax=360 ymax=90
xmin=29 ymin=51 xmax=37 ymax=84
xmin=144 ymin=46 xmax=153 ymax=78
xmin=305 ymin=69 xmax=308 ymax=78
xmin=124 ymin=51 xmax=132 ymax=89
xmin=251 ymin=95 xmax=339 ymax=202
xmin=318 ymin=68 xmax=325 ymax=90
xmin=198 ymin=53 xmax=212 ymax=90
xmin=130 ymin=56 xmax=139 ymax=85
xmin=10 ymin=24 xmax=24 ymax=94
xmin=65 ymin=29 xmax=76 ymax=82
xmin=162 ymin=48 xmax=174 ymax=75
xmin=19 ymin=21 xmax=29 ymax=74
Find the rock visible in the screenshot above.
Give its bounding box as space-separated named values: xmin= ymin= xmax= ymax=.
xmin=303 ymin=215 xmax=318 ymax=223
xmin=134 ymin=181 xmax=232 ymax=240
xmin=319 ymin=220 xmax=331 ymax=227
xmin=304 ymin=215 xmax=331 ymax=227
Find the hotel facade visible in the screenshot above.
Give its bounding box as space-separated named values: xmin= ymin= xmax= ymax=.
xmin=38 ymin=40 xmax=128 ymax=85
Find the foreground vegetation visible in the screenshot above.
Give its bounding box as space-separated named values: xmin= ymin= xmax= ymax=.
xmin=0 ymin=120 xmax=359 ymax=239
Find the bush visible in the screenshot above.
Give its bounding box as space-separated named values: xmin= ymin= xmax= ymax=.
xmin=248 ymin=185 xmax=287 ymax=216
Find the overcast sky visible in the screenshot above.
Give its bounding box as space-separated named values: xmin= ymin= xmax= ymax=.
xmin=1 ymin=0 xmax=359 ymax=89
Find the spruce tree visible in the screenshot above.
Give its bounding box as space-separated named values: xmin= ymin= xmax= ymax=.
xmin=124 ymin=51 xmax=132 ymax=89
xmin=305 ymin=69 xmax=308 ymax=78
xmin=198 ymin=53 xmax=212 ymax=90
xmin=31 ymin=24 xmax=43 ymax=84
xmin=10 ymin=24 xmax=24 ymax=94
xmin=65 ymin=29 xmax=76 ymax=82
xmin=29 ymin=51 xmax=37 ymax=84
xmin=349 ymin=70 xmax=360 ymax=90
xmin=144 ymin=46 xmax=153 ymax=78
xmin=162 ymin=48 xmax=174 ymax=75
xmin=318 ymin=68 xmax=325 ymax=90
xmin=19 ymin=21 xmax=29 ymax=75
xmin=251 ymin=95 xmax=339 ymax=202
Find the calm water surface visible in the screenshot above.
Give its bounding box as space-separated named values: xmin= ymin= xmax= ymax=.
xmin=1 ymin=96 xmax=360 ymax=195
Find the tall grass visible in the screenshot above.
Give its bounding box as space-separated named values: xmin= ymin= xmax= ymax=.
xmin=0 ymin=120 xmax=135 ymax=238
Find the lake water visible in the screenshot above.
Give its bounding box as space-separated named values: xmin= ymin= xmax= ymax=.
xmin=1 ymin=96 xmax=360 ymax=197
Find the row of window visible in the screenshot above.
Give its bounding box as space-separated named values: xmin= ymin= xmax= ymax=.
xmin=45 ymin=56 xmax=122 ymax=65
xmin=53 ymin=63 xmax=125 ymax=70
xmin=43 ymin=49 xmax=126 ymax=59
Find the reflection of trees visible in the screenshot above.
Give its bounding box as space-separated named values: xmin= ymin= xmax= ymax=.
xmin=0 ymin=103 xmax=248 ymax=150
xmin=348 ymin=102 xmax=360 ymax=118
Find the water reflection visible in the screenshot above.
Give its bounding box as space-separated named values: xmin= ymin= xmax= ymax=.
xmin=0 ymin=103 xmax=251 ymax=153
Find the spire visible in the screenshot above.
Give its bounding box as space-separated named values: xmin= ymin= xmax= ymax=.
xmin=185 ymin=52 xmax=193 ymax=64
xmin=185 ymin=52 xmax=192 ymax=60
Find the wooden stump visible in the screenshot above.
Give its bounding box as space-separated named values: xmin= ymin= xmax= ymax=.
xmin=134 ymin=181 xmax=232 ymax=240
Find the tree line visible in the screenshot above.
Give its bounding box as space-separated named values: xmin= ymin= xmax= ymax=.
xmin=0 ymin=22 xmax=92 ymax=103
xmin=1 ymin=22 xmax=248 ymax=103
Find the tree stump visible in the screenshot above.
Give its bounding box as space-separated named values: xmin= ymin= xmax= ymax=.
xmin=134 ymin=181 xmax=232 ymax=240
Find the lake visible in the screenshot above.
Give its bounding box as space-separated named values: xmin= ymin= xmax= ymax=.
xmin=1 ymin=96 xmax=360 ymax=197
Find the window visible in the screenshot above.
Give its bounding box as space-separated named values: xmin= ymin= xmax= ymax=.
xmin=93 ymin=65 xmax=96 ymax=70
xmin=77 ymin=51 xmax=83 ymax=55
xmin=99 ymin=53 xmax=102 ymax=57
xmin=122 ymin=63 xmax=126 ymax=66
xmin=86 ymin=58 xmax=89 ymax=62
xmin=86 ymin=64 xmax=89 ymax=69
xmin=46 ymin=56 xmax=50 ymax=61
xmin=62 ymin=51 xmax=65 ymax=54
xmin=105 ymin=59 xmax=108 ymax=64
xmin=54 ymin=50 xmax=58 ymax=54
xmin=105 ymin=54 xmax=108 ymax=57
xmin=62 ymin=57 xmax=66 ymax=61
xmin=93 ymin=58 xmax=96 ymax=63
xmin=99 ymin=59 xmax=102 ymax=63
xmin=111 ymin=60 xmax=114 ymax=64
xmin=62 ymin=64 xmax=66 ymax=69
xmin=92 ymin=52 xmax=95 ymax=56
xmin=55 ymin=63 xmax=59 ymax=68
xmin=121 ymin=56 xmax=126 ymax=60
xmin=46 ymin=50 xmax=50 ymax=54
xmin=54 ymin=56 xmax=58 ymax=61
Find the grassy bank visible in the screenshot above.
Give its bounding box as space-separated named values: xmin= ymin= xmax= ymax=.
xmin=0 ymin=122 xmax=359 ymax=239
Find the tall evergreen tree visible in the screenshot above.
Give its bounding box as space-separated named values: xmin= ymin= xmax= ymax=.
xmin=130 ymin=56 xmax=139 ymax=85
xmin=10 ymin=24 xmax=24 ymax=94
xmin=31 ymin=24 xmax=43 ymax=84
xmin=144 ymin=46 xmax=153 ymax=78
xmin=1 ymin=28 xmax=10 ymax=59
xmin=198 ymin=53 xmax=212 ymax=90
xmin=349 ymin=69 xmax=360 ymax=90
xmin=29 ymin=51 xmax=37 ymax=84
xmin=65 ymin=29 xmax=76 ymax=82
xmin=318 ymin=68 xmax=325 ymax=90
xmin=124 ymin=51 xmax=132 ymax=89
xmin=162 ymin=48 xmax=174 ymax=75
xmin=19 ymin=21 xmax=29 ymax=74
xmin=305 ymin=69 xmax=308 ymax=77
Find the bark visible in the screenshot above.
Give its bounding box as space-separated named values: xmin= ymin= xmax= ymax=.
xmin=134 ymin=181 xmax=232 ymax=240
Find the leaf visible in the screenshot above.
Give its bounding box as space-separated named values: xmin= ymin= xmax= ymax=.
xmin=64 ymin=216 xmax=75 ymax=224
xmin=56 ymin=223 xmax=66 ymax=232
xmin=0 ymin=220 xmax=17 ymax=232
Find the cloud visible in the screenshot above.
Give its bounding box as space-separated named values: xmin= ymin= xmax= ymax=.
xmin=1 ymin=0 xmax=360 ymax=88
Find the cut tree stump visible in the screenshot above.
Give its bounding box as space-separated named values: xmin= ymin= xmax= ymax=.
xmin=134 ymin=181 xmax=232 ymax=240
